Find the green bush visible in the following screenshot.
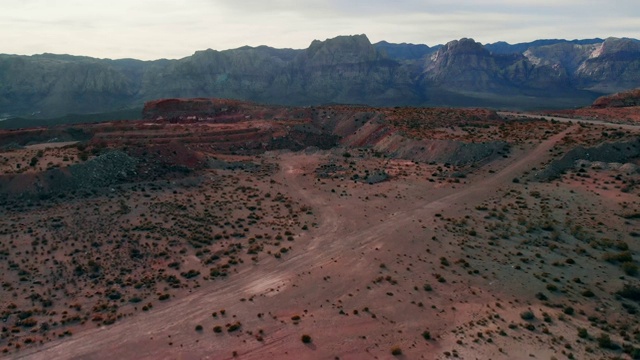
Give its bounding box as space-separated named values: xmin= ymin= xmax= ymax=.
xmin=597 ymin=333 xmax=614 ymax=349
xmin=520 ymin=310 xmax=535 ymax=320
xmin=617 ymin=283 xmax=640 ymax=301
xmin=581 ymin=289 xmax=595 ymax=297
xmin=622 ymin=262 xmax=639 ymax=276
xmin=563 ymin=307 xmax=575 ymax=315
xmin=603 ymin=251 xmax=633 ymax=263
xmin=577 ymin=328 xmax=588 ymax=339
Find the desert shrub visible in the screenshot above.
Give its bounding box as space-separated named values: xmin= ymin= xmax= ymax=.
xmin=617 ymin=283 xmax=640 ymax=301
xmin=18 ymin=318 xmax=37 ymax=328
xmin=195 ymin=325 xmax=203 ymax=332
xmin=422 ymin=331 xmax=431 ymax=340
xmin=180 ymin=270 xmax=200 ymax=279
xmin=301 ymin=334 xmax=312 ymax=343
xmin=597 ymin=333 xmax=615 ymax=349
xmin=520 ymin=311 xmax=535 ymax=320
xmin=213 ymin=326 xmax=223 ymax=333
xmin=391 ymin=346 xmax=402 ymax=356
xmin=563 ymin=307 xmax=575 ymax=315
xmin=227 ymin=322 xmax=241 ymax=332
xmin=622 ymin=302 xmax=638 ymax=315
xmin=622 ymin=262 xmax=639 ymax=276
xmin=615 ymin=241 xmax=630 ymax=250
xmin=603 ymin=251 xmax=633 ymax=263
xmin=577 ymin=328 xmax=589 ymax=339
xmin=107 ymin=291 xmax=122 ymax=300
xmin=582 ymin=289 xmax=595 ymax=297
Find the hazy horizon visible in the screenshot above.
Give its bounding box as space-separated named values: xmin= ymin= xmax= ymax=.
xmin=2 ymin=0 xmax=639 ymax=60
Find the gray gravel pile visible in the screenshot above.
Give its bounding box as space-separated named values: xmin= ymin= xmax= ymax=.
xmin=536 ymin=138 xmax=640 ymax=181
xmin=68 ymin=151 xmax=138 ymax=188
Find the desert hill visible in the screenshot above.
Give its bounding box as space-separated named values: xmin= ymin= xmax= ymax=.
xmin=531 ymin=88 xmax=640 ymax=125
xmin=592 ymin=88 xmax=640 ymax=108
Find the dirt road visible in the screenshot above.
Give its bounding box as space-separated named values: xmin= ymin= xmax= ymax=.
xmin=498 ymin=111 xmax=640 ymax=131
xmin=16 ymin=126 xmax=578 ymax=360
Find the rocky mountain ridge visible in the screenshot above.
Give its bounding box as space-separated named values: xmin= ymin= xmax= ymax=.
xmin=1 ymin=34 xmax=639 ymax=119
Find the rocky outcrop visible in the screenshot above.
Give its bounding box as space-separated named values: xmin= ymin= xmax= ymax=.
xmin=141 ymin=98 xmax=508 ymax=166
xmin=575 ymin=38 xmax=640 ymax=92
xmin=374 ymin=41 xmax=435 ymax=61
xmin=422 ymin=38 xmax=495 ymax=86
xmin=421 ymin=38 xmax=530 ymax=91
xmin=592 ymin=88 xmax=640 ymax=108
xmin=485 ymin=38 xmax=603 ymax=55
xmin=282 ymin=35 xmax=417 ymax=106
xmin=535 ymin=139 xmax=640 ymax=181
xmin=142 ymin=98 xmax=247 ymax=122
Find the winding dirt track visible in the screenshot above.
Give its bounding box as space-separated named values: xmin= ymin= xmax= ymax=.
xmin=17 ymin=125 xmax=578 ymax=360
xmin=498 ymin=111 xmax=640 ymax=131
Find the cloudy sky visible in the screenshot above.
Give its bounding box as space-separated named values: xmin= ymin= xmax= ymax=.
xmin=1 ymin=0 xmax=639 ymax=60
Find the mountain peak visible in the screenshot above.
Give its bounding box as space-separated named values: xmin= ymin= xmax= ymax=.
xmin=441 ymin=38 xmax=487 ymax=54
xmin=599 ymin=37 xmax=640 ymax=55
xmin=308 ymin=34 xmax=373 ymax=54
xmin=373 ymin=41 xmax=433 ymax=60
xmin=303 ymin=34 xmax=382 ymax=65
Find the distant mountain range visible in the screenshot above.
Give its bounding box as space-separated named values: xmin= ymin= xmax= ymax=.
xmin=1 ymin=34 xmax=639 ymax=119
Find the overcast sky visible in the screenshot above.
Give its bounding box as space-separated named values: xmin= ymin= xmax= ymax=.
xmin=1 ymin=0 xmax=639 ymax=60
